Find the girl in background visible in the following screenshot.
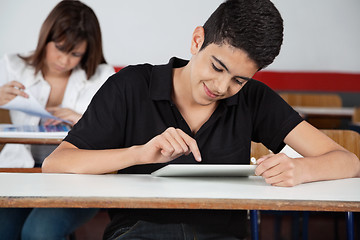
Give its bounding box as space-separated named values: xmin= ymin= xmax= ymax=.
xmin=0 ymin=1 xmax=114 ymax=239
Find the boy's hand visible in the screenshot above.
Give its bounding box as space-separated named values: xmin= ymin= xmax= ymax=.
xmin=137 ymin=127 xmax=202 ymax=165
xmin=255 ymin=153 xmax=304 ymax=187
xmin=0 ymin=81 xmax=29 ymax=106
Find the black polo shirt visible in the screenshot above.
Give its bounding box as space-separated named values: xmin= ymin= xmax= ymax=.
xmin=66 ymin=57 xmax=302 ymax=172
xmin=64 ymin=57 xmax=303 ymax=238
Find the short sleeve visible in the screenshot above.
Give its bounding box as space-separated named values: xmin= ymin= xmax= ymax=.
xmin=242 ymin=80 xmax=303 ymax=153
xmin=64 ymin=72 xmax=127 ymax=150
xmin=64 ymin=64 xmax=152 ymax=150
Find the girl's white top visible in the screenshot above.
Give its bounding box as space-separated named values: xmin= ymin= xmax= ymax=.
xmin=0 ymin=53 xmax=115 ymax=167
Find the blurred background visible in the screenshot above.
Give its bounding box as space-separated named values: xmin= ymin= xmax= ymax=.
xmin=0 ymin=0 xmax=359 ymax=106
xmin=1 ymin=0 xmax=359 ymax=70
xmin=0 ymin=1 xmax=359 ymax=239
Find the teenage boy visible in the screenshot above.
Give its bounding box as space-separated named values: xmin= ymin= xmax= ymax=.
xmin=43 ymin=0 xmax=360 ymax=239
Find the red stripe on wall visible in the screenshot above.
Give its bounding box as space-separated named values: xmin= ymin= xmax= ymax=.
xmin=114 ymin=66 xmax=123 ymax=72
xmin=253 ymin=71 xmax=360 ymax=92
xmin=114 ymin=66 xmax=360 ymax=92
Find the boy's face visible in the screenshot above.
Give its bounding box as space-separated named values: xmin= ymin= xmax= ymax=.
xmin=188 ymin=27 xmax=258 ymax=106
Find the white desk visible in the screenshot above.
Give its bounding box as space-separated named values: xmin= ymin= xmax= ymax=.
xmin=294 ymin=106 xmax=355 ymax=118
xmin=0 ymin=124 xmax=67 ymax=144
xmin=0 ymin=173 xmax=359 ymax=212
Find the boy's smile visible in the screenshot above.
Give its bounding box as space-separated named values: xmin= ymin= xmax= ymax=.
xmin=188 ymin=41 xmax=259 ymax=106
xmin=171 ymin=26 xmax=259 ymax=108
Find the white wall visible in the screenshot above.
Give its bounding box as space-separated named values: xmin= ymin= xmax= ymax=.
xmin=1 ymin=0 xmax=359 ymax=73
xmin=271 ymin=0 xmax=360 ymax=73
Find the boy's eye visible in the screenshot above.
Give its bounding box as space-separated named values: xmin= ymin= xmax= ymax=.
xmin=211 ymin=63 xmax=223 ymax=72
xmin=234 ymin=79 xmax=243 ymax=86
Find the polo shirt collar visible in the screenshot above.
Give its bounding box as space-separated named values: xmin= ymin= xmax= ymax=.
xmin=149 ymin=57 xmax=239 ymax=106
xmin=149 ymin=57 xmax=185 ymax=102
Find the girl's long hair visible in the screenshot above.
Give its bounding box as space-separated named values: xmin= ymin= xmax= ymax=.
xmin=20 ymin=0 xmax=106 ymax=79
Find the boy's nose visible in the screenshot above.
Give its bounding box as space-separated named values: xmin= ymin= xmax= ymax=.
xmin=213 ymin=77 xmax=230 ymax=94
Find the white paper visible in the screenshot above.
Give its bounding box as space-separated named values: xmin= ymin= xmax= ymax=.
xmin=0 ymin=90 xmax=71 ymax=124
xmin=280 ymin=145 xmax=303 ymax=158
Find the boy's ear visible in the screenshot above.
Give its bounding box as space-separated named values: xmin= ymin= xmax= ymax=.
xmin=190 ymin=26 xmax=205 ymax=55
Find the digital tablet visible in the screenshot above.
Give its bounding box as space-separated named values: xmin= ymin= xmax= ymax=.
xmin=151 ymin=164 xmax=257 ymax=177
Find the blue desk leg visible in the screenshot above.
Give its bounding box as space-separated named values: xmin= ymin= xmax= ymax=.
xmin=347 ymin=212 xmax=354 ymax=240
xmin=302 ymin=211 xmax=309 ymax=240
xmin=250 ymin=210 xmax=259 ymax=240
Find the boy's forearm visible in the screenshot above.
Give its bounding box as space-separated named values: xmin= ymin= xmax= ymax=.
xmin=300 ymin=150 xmax=360 ymax=184
xmin=42 ymin=146 xmax=140 ymax=174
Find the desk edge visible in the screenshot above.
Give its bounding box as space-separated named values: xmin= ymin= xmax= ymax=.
xmin=0 ymin=197 xmax=359 ymax=212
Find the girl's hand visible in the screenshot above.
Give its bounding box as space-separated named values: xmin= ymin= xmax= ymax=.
xmin=136 ymin=127 xmax=202 ymax=165
xmin=255 ymin=153 xmax=304 ymax=187
xmin=45 ymin=107 xmax=82 ymax=126
xmin=0 ymin=81 xmax=29 ymax=105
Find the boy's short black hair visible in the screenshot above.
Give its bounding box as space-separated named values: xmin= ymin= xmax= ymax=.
xmin=200 ymin=0 xmax=283 ymax=70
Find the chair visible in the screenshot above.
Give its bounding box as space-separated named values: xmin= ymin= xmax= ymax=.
xmin=279 ymin=92 xmax=343 ymax=129
xmin=321 ymin=130 xmax=359 ymax=240
xmin=352 ymin=107 xmax=360 ymax=123
xmin=250 ymin=142 xmax=269 ymax=160
xmin=321 ymin=129 xmax=360 ymax=158
xmin=349 ymin=107 xmax=360 ymax=133
xmin=0 ymin=109 xmax=11 ymax=123
xmin=250 ymin=130 xmax=360 ymax=240
xmin=279 ymin=93 xmax=342 ymax=107
xmin=0 ymin=109 xmax=11 ymax=151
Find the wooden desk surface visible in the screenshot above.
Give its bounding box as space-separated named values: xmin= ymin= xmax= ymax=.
xmin=0 ymin=173 xmax=359 ymax=212
xmin=0 ymin=137 xmax=62 ymax=144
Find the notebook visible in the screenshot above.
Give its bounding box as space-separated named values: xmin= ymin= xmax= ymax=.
xmin=151 ymin=164 xmax=257 ymax=177
xmin=0 ymin=124 xmax=70 ymax=139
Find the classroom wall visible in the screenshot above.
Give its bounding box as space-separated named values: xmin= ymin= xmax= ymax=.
xmin=0 ymin=0 xmax=359 ymax=103
xmin=1 ymin=0 xmax=359 ymax=71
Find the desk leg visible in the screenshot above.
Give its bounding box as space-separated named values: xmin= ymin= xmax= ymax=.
xmin=347 ymin=212 xmax=354 ymax=240
xmin=250 ymin=210 xmax=259 ymax=240
xmin=302 ymin=211 xmax=309 ymax=240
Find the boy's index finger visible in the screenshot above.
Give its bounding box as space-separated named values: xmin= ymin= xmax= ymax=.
xmin=176 ymin=129 xmax=202 ymax=162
